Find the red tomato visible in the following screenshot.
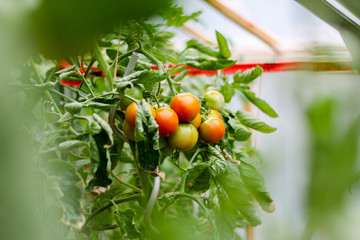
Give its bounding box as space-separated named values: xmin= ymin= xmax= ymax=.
xmin=168 ymin=123 xmax=198 ymax=151
xmin=170 ymin=93 xmax=200 ymax=122
xmin=125 ymin=102 xmax=156 ymax=129
xmin=155 ymin=108 xmax=179 ymax=137
xmin=199 ymin=118 xmax=226 ymax=143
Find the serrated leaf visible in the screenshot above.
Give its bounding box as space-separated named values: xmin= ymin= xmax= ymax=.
xmin=93 ymin=113 xmax=114 ymax=148
xmin=220 ymin=82 xmax=233 ymax=103
xmin=232 ymin=66 xmax=263 ymax=87
xmin=140 ymin=22 xmax=155 ymax=48
xmin=58 ymin=140 xmax=88 ymax=151
xmin=114 ymin=209 xmax=143 ymax=240
xmin=207 ymin=146 xmax=227 ymax=176
xmin=135 ymin=100 xmax=160 ymax=172
xmin=232 ymin=124 xmax=252 ymax=141
xmin=215 ymin=162 xmax=262 ymax=226
xmin=186 ymin=39 xmax=220 ymax=58
xmin=186 ymin=164 xmax=211 ymax=192
xmin=216 ymin=31 xmax=231 ymax=59
xmin=235 ymin=110 xmax=277 ymax=133
xmin=242 ymin=90 xmax=278 ymax=118
xmin=235 ymin=151 xmax=275 ymax=213
xmin=186 ymin=58 xmax=236 ymax=71
xmin=47 ymin=159 xmax=82 ymax=224
xmin=134 ymin=70 xmax=168 ymax=90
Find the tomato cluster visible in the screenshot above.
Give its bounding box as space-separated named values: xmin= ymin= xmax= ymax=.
xmin=122 ymin=90 xmax=226 ymax=153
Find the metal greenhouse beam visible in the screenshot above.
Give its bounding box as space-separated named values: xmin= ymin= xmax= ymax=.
xmin=204 ymin=0 xmax=280 ymax=53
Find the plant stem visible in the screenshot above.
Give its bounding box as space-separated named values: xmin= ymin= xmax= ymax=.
xmin=30 ymin=58 xmax=62 ymax=114
xmin=50 ymin=89 xmax=76 ymax=102
xmin=144 ymin=176 xmax=160 ymax=234
xmin=82 ymin=193 xmax=142 ymax=230
xmin=83 ymin=58 xmax=95 ymax=79
xmin=110 ymin=171 xmax=143 ymax=193
xmin=78 ymin=70 xmax=96 ymax=97
xmin=93 ymin=42 xmax=114 ymax=88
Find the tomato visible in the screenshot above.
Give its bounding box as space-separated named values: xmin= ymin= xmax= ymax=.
xmin=125 ymin=102 xmax=156 ymax=129
xmin=189 ymin=113 xmax=202 ymax=129
xmin=120 ymin=85 xmax=144 ymax=110
xmin=199 ymin=118 xmax=225 ymax=143
xmin=204 ymin=90 xmax=225 ymax=111
xmin=208 ymin=109 xmax=223 ymax=121
xmin=155 ymin=108 xmax=179 ymax=137
xmin=122 ymin=120 xmax=135 ymax=141
xmin=170 ymin=93 xmax=200 ymax=122
xmin=168 ymin=123 xmax=198 ymax=151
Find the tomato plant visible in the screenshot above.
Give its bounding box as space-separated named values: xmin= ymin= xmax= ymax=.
xmin=19 ymin=4 xmax=279 ymax=240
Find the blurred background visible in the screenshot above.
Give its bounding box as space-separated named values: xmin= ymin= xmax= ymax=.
xmin=0 ymin=0 xmax=359 ymax=239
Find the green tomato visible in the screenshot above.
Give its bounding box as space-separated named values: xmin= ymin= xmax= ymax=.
xmin=168 ymin=123 xmax=198 ymax=151
xmin=204 ymin=90 xmax=225 ymax=111
xmin=120 ymin=85 xmax=144 ymax=110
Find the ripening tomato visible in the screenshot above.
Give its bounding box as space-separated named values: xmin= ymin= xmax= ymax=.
xmin=120 ymin=85 xmax=144 ymax=110
xmin=204 ymin=90 xmax=225 ymax=111
xmin=168 ymin=123 xmax=198 ymax=151
xmin=190 ymin=113 xmax=202 ymax=129
xmin=199 ymin=118 xmax=226 ymax=143
xmin=125 ymin=102 xmax=156 ymax=129
xmin=122 ymin=120 xmax=136 ymax=141
xmin=155 ymin=108 xmax=179 ymax=137
xmin=208 ymin=109 xmax=223 ymax=121
xmin=170 ymin=93 xmax=200 ymax=122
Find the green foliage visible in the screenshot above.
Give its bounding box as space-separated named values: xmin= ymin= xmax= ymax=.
xmin=18 ymin=6 xmax=278 ymax=240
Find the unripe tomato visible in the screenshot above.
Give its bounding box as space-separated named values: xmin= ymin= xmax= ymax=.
xmin=204 ymin=90 xmax=225 ymax=111
xmin=190 ymin=113 xmax=202 ymax=129
xmin=120 ymin=85 xmax=144 ymax=110
xmin=125 ymin=102 xmax=156 ymax=129
xmin=122 ymin=120 xmax=135 ymax=141
xmin=168 ymin=123 xmax=198 ymax=151
xmin=155 ymin=108 xmax=179 ymax=137
xmin=208 ymin=109 xmax=223 ymax=121
xmin=199 ymin=118 xmax=226 ymax=143
xmin=170 ymin=93 xmax=200 ymax=122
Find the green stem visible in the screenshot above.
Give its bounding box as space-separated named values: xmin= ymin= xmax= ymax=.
xmin=82 ymin=193 xmax=142 ymax=230
xmin=29 ymin=58 xmax=62 ymax=114
xmin=93 ymin=42 xmax=114 ymax=88
xmin=144 ymin=176 xmax=160 ymax=234
xmin=50 ymin=89 xmax=76 ymax=102
xmin=78 ymin=69 xmax=96 ymax=97
xmin=83 ymin=58 xmax=96 ymax=79
xmin=110 ymin=171 xmax=143 ymax=193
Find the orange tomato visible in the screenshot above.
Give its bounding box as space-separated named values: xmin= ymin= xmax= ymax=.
xmin=189 ymin=113 xmax=202 ymax=129
xmin=170 ymin=93 xmax=200 ymax=122
xmin=125 ymin=102 xmax=156 ymax=129
xmin=155 ymin=108 xmax=179 ymax=137
xmin=199 ymin=118 xmax=226 ymax=143
xmin=208 ymin=109 xmax=223 ymax=121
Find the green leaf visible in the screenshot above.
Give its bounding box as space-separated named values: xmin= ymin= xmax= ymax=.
xmin=216 ymin=31 xmax=231 ymax=59
xmin=215 ymin=162 xmax=262 ymax=226
xmin=86 ymin=131 xmax=112 ymax=191
xmin=172 ymin=70 xmax=190 ymax=82
xmin=186 ymin=164 xmax=211 ymax=192
xmin=186 ymin=39 xmax=220 ymax=58
xmin=135 ymin=100 xmax=160 ymax=172
xmin=106 ymin=49 xmax=121 ymax=61
xmin=235 ymin=151 xmax=275 ymax=213
xmin=134 ymin=70 xmax=168 ymax=90
xmin=169 ymin=65 xmax=187 ymax=75
xmin=207 ymin=146 xmax=227 ymax=176
xmin=235 ymin=110 xmax=277 ymax=133
xmin=114 ymin=209 xmax=143 ymax=240
xmin=232 ymin=65 xmax=263 ymax=87
xmin=64 ymin=102 xmax=83 ymax=115
xmin=46 ymin=159 xmax=82 ymax=224
xmin=232 ymin=124 xmax=252 ymax=141
xmin=140 ymin=22 xmax=155 ymax=48
xmin=220 ymin=82 xmax=233 ymax=103
xmin=93 ymin=113 xmax=114 ymax=148
xmin=186 ymin=58 xmax=236 ymax=71
xmin=58 ymin=140 xmax=88 ymax=151
xmin=161 ymin=6 xmax=201 ymax=27
xmin=242 ymin=90 xmax=278 ymax=118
